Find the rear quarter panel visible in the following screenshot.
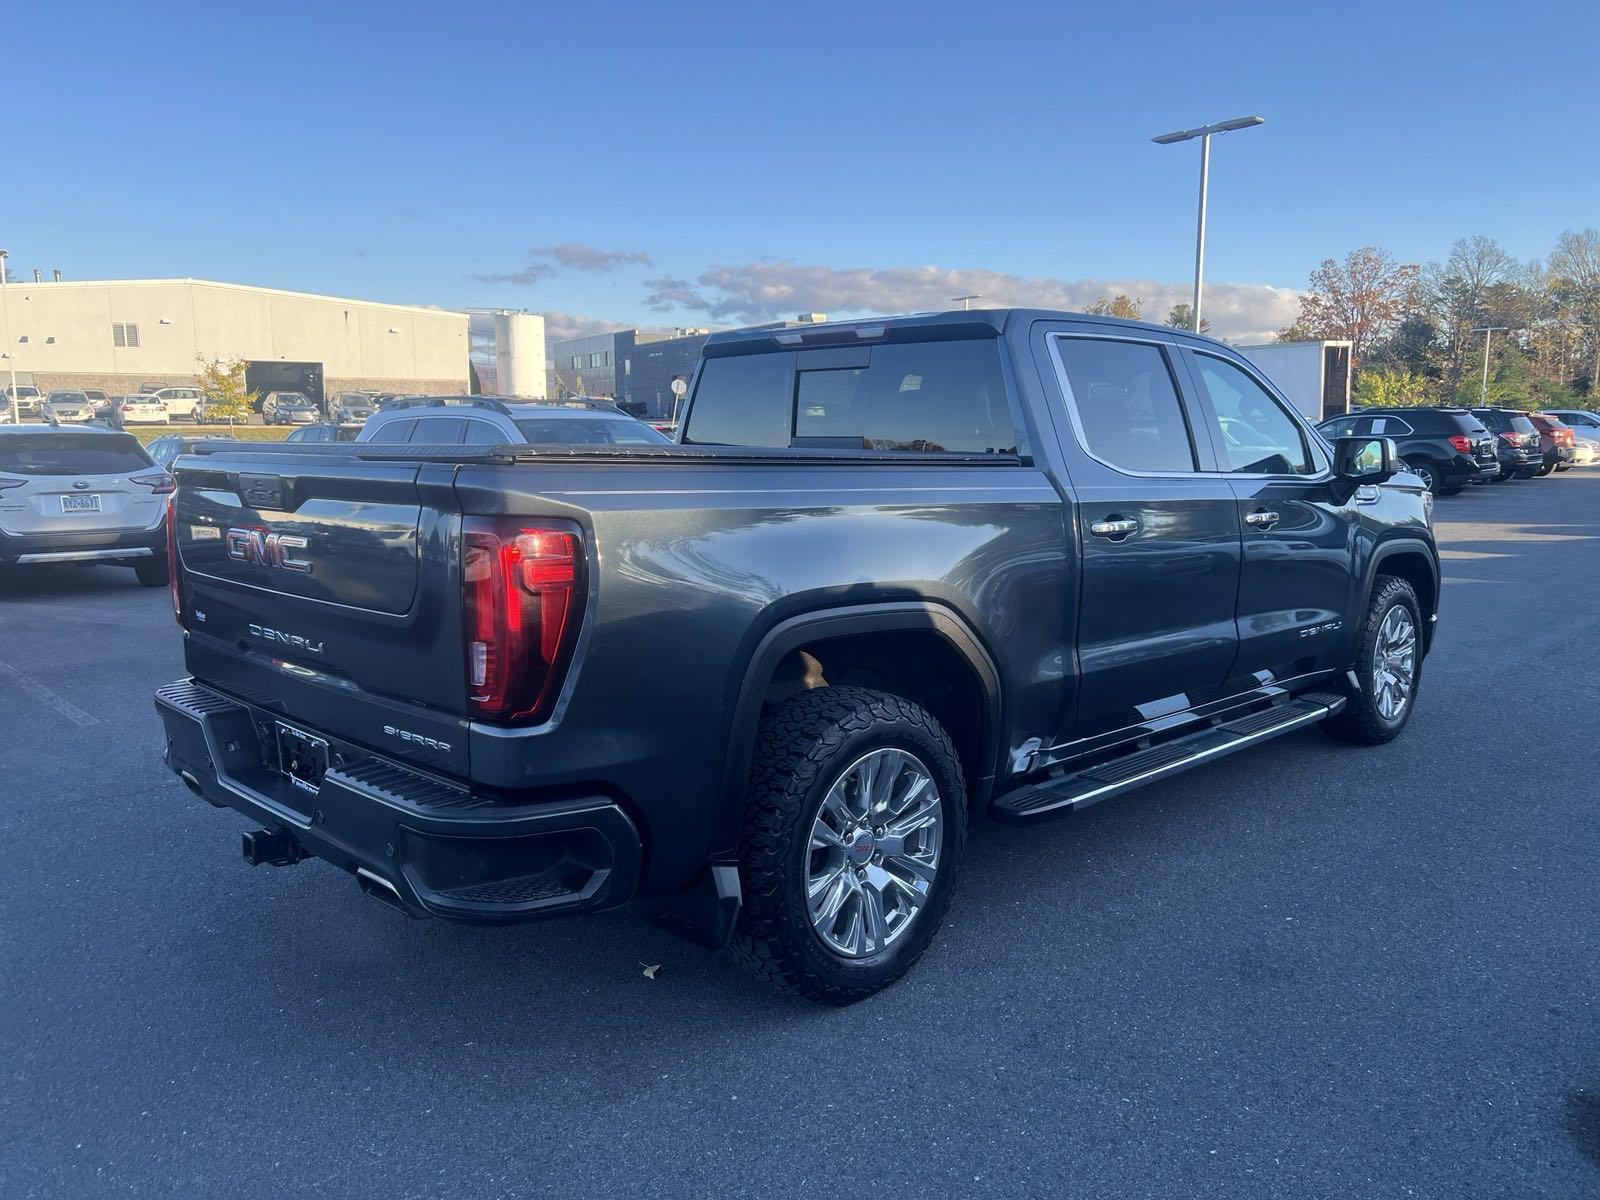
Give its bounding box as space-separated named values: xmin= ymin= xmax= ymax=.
xmin=454 ymin=460 xmax=1070 ymax=889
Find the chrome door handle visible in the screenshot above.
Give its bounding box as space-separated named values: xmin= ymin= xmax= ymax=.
xmin=1089 ymin=516 xmax=1140 ymax=538
xmin=1244 ymin=509 xmax=1280 ymax=529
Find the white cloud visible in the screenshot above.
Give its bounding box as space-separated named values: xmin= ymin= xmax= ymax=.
xmin=646 ymin=260 xmax=1302 ymax=343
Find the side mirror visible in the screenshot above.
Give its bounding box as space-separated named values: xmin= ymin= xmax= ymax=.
xmin=1334 ymin=435 xmax=1397 ymax=482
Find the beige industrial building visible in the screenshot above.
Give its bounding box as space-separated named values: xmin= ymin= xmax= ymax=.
xmin=0 ymin=277 xmax=546 ymax=404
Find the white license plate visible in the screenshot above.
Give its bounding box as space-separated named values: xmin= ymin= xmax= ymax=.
xmin=60 ymin=494 xmax=103 ymax=514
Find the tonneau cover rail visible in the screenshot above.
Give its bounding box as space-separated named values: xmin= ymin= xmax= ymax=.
xmin=183 ymin=441 xmax=1027 ymax=467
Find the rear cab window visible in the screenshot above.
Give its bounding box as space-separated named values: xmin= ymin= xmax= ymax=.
xmin=683 ymin=338 xmax=1016 ymax=453
xmin=1 ymin=433 xmax=154 ymax=475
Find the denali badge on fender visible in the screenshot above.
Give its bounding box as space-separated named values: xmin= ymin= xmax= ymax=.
xmin=226 ymin=526 xmax=312 ymax=573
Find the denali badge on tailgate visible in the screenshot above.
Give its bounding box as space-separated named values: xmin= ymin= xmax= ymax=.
xmin=226 ymin=526 xmax=312 ymax=573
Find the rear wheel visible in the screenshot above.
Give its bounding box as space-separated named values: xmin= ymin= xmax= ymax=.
xmin=133 ymin=558 xmax=168 ymax=588
xmin=1322 ymin=576 xmax=1422 ymax=745
xmin=1537 ymin=462 xmax=1556 ymax=476
xmin=731 ymin=686 xmax=966 ymax=1005
xmin=1409 ymin=460 xmax=1438 ymax=492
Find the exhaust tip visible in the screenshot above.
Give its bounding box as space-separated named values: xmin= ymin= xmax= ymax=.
xmin=356 ymin=867 xmax=412 ymax=915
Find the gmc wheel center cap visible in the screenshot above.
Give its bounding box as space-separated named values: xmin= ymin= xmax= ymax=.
xmin=846 ymin=829 xmax=876 ymax=866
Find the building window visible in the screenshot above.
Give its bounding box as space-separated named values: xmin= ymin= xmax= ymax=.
xmin=602 ymin=351 xmax=611 ymax=367
xmin=113 ymin=322 xmax=140 ymax=348
xmin=589 ymin=352 xmax=605 ymax=368
xmin=570 ymin=355 xmax=582 ymax=370
xmin=624 ymin=359 xmax=631 ymax=376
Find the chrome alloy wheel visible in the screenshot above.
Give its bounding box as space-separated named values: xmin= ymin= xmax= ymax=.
xmin=805 ymin=747 xmax=943 ymax=959
xmin=1373 ymin=604 xmax=1417 ymax=721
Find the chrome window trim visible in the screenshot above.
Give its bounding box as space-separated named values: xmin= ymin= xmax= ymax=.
xmin=1044 ymin=331 xmax=1210 ymax=480
xmin=1188 ymin=348 xmax=1333 ymax=481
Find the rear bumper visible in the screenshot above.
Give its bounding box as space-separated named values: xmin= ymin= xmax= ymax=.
xmin=154 ymin=678 xmax=642 ymax=923
xmin=0 ymin=523 xmax=165 ymax=565
xmin=1443 ymin=456 xmax=1497 ymax=483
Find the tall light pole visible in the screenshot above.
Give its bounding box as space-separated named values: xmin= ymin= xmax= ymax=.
xmin=1471 ymin=325 xmax=1506 ymax=405
xmin=1152 ymin=115 xmax=1264 ymax=332
xmin=0 ymin=249 xmax=17 ymax=422
xmin=950 ymin=294 xmax=981 ymax=311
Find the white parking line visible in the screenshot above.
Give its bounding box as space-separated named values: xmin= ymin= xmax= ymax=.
xmin=0 ymin=658 xmax=101 ymax=726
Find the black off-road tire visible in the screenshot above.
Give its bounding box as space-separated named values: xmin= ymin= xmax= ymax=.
xmin=730 ymin=686 xmax=967 ymax=1005
xmin=133 ymin=558 xmax=168 ymax=588
xmin=1322 ymin=575 xmax=1423 ymax=746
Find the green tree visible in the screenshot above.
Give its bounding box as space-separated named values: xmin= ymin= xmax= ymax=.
xmin=1452 ymin=344 xmax=1535 ymax=408
xmin=1085 ymin=294 xmax=1144 ymax=320
xmin=1164 ymin=303 xmax=1210 ymax=333
xmin=1354 ymin=367 xmax=1431 ymax=408
xmin=195 ymin=356 xmax=257 ymax=427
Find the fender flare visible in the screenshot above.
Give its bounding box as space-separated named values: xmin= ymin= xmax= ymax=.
xmin=707 ymin=601 xmax=1004 ymax=858
xmin=1363 ymin=536 xmax=1441 ymax=650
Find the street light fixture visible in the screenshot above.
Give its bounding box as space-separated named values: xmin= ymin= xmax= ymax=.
xmin=950 ymin=294 xmax=981 ymax=311
xmin=0 ymin=249 xmax=17 ymax=422
xmin=1471 ymin=326 xmax=1507 ymax=405
xmin=1151 ymin=115 xmax=1264 ymax=332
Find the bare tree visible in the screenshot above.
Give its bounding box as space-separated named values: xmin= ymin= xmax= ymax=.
xmin=1547 ymin=228 xmax=1600 ymax=392
xmin=1287 ymin=246 xmax=1420 ymax=366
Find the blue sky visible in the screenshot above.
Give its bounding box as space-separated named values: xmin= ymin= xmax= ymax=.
xmin=11 ymin=0 xmax=1596 ymax=341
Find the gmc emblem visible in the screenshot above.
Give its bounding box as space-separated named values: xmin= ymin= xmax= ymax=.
xmin=226 ymin=527 xmax=312 ymax=574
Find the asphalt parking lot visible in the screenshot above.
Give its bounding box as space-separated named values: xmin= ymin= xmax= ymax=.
xmin=3 ymin=474 xmax=1598 ymax=1199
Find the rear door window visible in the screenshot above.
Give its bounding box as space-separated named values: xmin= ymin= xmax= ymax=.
xmin=1053 ymin=337 xmax=1197 ymax=473
xmin=408 ymin=417 xmax=465 ymax=443
xmin=0 ymin=433 xmax=154 ymax=475
xmin=365 ymin=419 xmax=415 ymax=444
xmin=462 ymin=420 xmax=508 ymax=444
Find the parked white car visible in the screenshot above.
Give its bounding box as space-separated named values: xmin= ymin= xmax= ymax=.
xmin=150 ymin=386 xmax=204 ymax=422
xmin=114 ymin=395 xmax=171 ymax=426
xmin=0 ymin=425 xmax=172 ymax=585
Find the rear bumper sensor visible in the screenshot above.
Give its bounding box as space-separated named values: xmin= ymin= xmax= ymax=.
xmin=993 ymin=693 xmax=1346 ymax=824
xmin=154 ymin=678 xmax=642 ymax=922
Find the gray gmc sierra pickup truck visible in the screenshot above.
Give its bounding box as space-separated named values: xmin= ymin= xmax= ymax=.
xmin=155 ymin=309 xmax=1439 ymax=1003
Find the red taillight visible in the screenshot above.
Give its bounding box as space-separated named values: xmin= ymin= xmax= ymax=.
xmin=1498 ymin=432 xmax=1518 ymax=443
xmin=1557 ymin=429 xmax=1575 ymax=447
xmin=166 ymin=495 xmax=183 ymax=627
xmin=1447 ymin=434 xmax=1473 ymax=454
xmin=131 ymin=471 xmax=176 ymax=494
xmin=461 ymin=518 xmax=584 ymax=722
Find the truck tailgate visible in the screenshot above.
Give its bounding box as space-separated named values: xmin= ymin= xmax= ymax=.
xmin=172 ymin=454 xmax=469 ymax=774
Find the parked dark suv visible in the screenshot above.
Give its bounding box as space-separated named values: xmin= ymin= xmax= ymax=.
xmin=1317 ymin=407 xmax=1496 ymax=493
xmin=1470 ymin=408 xmax=1543 ymax=480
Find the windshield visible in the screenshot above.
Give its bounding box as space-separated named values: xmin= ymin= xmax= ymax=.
xmin=513 ymin=416 xmax=671 ymax=445
xmin=9 ymin=386 xmax=41 ymax=399
xmin=48 ymin=392 xmax=88 ymax=403
xmin=0 ymin=433 xmax=153 ymax=475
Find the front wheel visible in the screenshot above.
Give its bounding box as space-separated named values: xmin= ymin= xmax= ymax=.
xmin=1322 ymin=576 xmax=1422 ymax=745
xmin=1536 ymin=463 xmax=1556 ymax=477
xmin=731 ymin=686 xmax=967 ymax=1005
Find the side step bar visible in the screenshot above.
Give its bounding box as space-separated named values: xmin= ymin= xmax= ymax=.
xmin=991 ymin=692 xmax=1346 ymax=825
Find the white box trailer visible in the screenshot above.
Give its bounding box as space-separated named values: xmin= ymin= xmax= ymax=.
xmin=1237 ymin=340 xmax=1352 ymax=422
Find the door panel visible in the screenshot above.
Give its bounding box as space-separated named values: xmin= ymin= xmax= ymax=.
xmin=1035 ymin=325 xmax=1242 ymax=743
xmin=1225 ymin=477 xmax=1357 ymax=686
xmin=1075 ymin=481 xmax=1243 ymax=735
xmin=1178 ymin=347 xmax=1358 ymax=688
